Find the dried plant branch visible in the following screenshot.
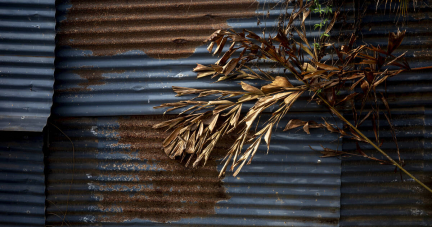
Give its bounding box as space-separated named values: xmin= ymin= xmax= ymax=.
xmin=154 ymin=1 xmax=432 ymax=193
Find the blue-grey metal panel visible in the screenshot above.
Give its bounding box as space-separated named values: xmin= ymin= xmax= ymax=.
xmin=0 ymin=0 xmax=56 ymax=131
xmin=0 ymin=131 xmax=45 ymax=227
xmin=340 ymin=108 xmax=432 ymax=226
xmin=340 ymin=4 xmax=432 ymax=225
xmin=45 ymin=114 xmax=341 ymax=226
xmin=52 ymin=0 xmax=331 ymax=117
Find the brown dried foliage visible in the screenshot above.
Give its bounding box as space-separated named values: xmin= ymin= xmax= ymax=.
xmin=153 ymin=1 xmax=432 ymax=193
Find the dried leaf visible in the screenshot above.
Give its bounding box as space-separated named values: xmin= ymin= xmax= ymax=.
xmin=303 ymin=70 xmax=327 ymax=80
xmin=336 ymin=93 xmax=358 ymax=105
xmin=302 ymin=63 xmax=317 ymax=72
xmin=214 ymin=37 xmax=227 ymax=56
xmin=284 ymin=91 xmax=301 ymax=105
xmin=303 ymin=122 xmax=310 ymax=134
xmin=387 ymin=30 xmax=406 ymax=55
xmin=264 ymin=123 xmax=273 ymax=153
xmin=360 ymin=80 xmax=369 ymax=94
xmin=324 ymin=12 xmax=339 ymax=35
xmin=261 ymin=76 xmax=293 ymax=93
xmin=222 ymin=58 xmax=240 ymax=76
xmin=314 ymin=62 xmax=339 ymax=71
xmin=208 ymin=100 xmax=234 ymax=105
xmin=207 ymin=41 xmax=215 ymax=53
xmin=241 ymin=81 xmax=264 ymax=95
xmin=323 ymin=118 xmax=338 ymax=133
xmin=231 ymin=104 xmax=242 ymax=128
xmin=208 ymin=114 xmax=219 ymax=132
xmin=350 ymin=78 xmax=364 ymax=91
xmin=283 ymin=119 xmax=306 ymax=131
xmin=358 ymin=110 xmax=372 ymax=127
xmin=163 ymin=127 xmax=183 ymax=147
xmin=297 ymin=41 xmax=314 ymax=58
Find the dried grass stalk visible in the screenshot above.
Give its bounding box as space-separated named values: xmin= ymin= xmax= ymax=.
xmin=154 ymin=1 xmax=432 ymax=193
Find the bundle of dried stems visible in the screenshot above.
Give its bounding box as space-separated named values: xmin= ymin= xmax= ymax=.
xmin=153 ymin=1 xmax=432 ymax=193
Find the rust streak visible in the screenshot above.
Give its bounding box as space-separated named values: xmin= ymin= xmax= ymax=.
xmin=59 ymin=69 xmax=126 ymax=92
xmin=58 ymin=0 xmax=259 ymax=58
xmin=47 ymin=116 xmax=232 ymax=224
xmin=99 ymin=115 xmax=230 ymax=223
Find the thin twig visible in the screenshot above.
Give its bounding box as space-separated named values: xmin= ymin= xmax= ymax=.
xmin=317 ymin=94 xmax=432 ymax=193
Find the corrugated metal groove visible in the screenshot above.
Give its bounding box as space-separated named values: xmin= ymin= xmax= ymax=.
xmin=0 ymin=132 xmax=45 ymax=227
xmin=0 ymin=0 xmax=55 ymax=131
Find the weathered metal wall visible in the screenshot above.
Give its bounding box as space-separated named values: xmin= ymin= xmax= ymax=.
xmin=48 ymin=1 xmax=343 ymax=226
xmin=340 ymin=108 xmax=432 ymax=226
xmin=340 ymin=3 xmax=432 ymax=226
xmin=52 ymin=0 xmax=329 ymax=117
xmin=50 ymin=0 xmax=432 ymax=226
xmin=0 ymin=0 xmax=56 ymax=131
xmin=0 ymin=132 xmax=45 ymax=227
xmin=45 ymin=114 xmax=340 ymax=226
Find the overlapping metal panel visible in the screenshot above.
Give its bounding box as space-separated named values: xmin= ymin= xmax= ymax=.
xmin=0 ymin=0 xmax=56 ymax=131
xmin=45 ymin=114 xmax=340 ymax=226
xmin=340 ymin=4 xmax=432 ymax=226
xmin=49 ymin=1 xmax=343 ymax=226
xmin=0 ymin=131 xmax=45 ymax=227
xmin=50 ymin=0 xmax=432 ymax=226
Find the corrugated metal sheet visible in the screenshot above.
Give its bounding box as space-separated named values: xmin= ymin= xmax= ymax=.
xmin=340 ymin=108 xmax=432 ymax=226
xmin=0 ymin=0 xmax=56 ymax=131
xmin=340 ymin=4 xmax=432 ymax=226
xmin=50 ymin=0 xmax=432 ymax=226
xmin=52 ymin=0 xmax=329 ymax=117
xmin=45 ymin=114 xmax=341 ymax=226
xmin=0 ymin=131 xmax=45 ymax=227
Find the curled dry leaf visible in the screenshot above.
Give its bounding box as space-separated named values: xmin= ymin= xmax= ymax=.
xmin=387 ymin=30 xmax=406 ymax=55
xmin=261 ymin=76 xmax=293 ymax=94
xmin=241 ymin=81 xmax=264 ymax=95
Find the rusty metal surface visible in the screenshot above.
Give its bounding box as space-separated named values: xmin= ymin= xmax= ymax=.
xmin=57 ymin=0 xmax=259 ymax=58
xmin=53 ymin=0 xmax=331 ymax=117
xmin=47 ymin=0 xmax=432 ymax=226
xmin=0 ymin=132 xmax=45 ymax=227
xmin=45 ymin=113 xmax=341 ymax=226
xmin=0 ymin=0 xmax=56 ymax=131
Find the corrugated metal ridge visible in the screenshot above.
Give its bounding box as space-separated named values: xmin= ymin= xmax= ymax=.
xmin=0 ymin=131 xmax=45 ymax=227
xmin=0 ymin=0 xmax=56 ymax=131
xmin=45 ymin=113 xmax=340 ymax=226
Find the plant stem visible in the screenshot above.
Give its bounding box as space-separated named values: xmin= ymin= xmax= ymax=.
xmin=264 ymin=44 xmax=432 ymax=193
xmin=317 ymin=94 xmax=432 ymax=194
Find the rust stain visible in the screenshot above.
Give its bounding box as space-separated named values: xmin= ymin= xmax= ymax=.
xmin=57 ymin=0 xmax=258 ymax=58
xmin=59 ymin=69 xmax=126 ymax=92
xmin=101 ymin=115 xmax=230 ymax=223
xmin=47 ymin=116 xmax=231 ymax=224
